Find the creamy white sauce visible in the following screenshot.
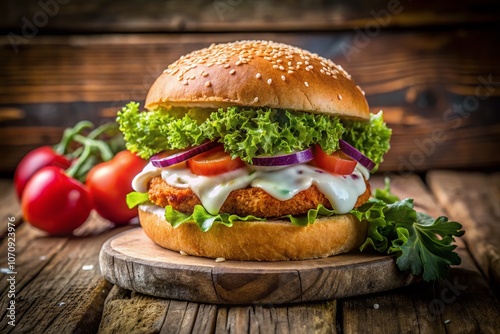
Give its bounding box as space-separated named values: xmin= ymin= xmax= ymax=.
xmin=162 ymin=167 xmax=253 ymax=215
xmin=133 ymin=162 xmax=370 ymax=215
xmin=139 ymin=203 xmax=166 ymax=218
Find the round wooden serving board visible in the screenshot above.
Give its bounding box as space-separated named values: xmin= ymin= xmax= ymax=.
xmin=99 ymin=228 xmax=418 ymax=305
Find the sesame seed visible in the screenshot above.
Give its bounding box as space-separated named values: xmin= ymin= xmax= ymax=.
xmin=338 ymin=94 xmax=342 ymax=100
xmin=357 ymin=85 xmax=365 ymax=96
xmin=254 ymin=97 xmax=259 ymax=103
xmin=229 ymin=69 xmax=236 ymax=75
xmin=281 ymin=75 xmax=286 ymax=81
xmin=215 ymin=257 xmax=226 ymax=263
xmin=183 ymin=81 xmax=189 ymax=85
xmin=205 ymin=81 xmax=211 ymax=87
xmin=304 ymin=81 xmax=309 ymax=87
xmin=165 ymin=41 xmax=356 ymax=96
xmin=180 ymin=251 xmax=188 ymax=256
xmin=267 ymin=78 xmax=272 ymax=85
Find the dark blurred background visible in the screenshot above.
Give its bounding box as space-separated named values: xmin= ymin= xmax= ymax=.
xmin=1 ymin=0 xmax=499 ymax=176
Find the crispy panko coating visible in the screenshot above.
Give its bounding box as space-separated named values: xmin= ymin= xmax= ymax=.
xmin=148 ymin=176 xmax=371 ymax=218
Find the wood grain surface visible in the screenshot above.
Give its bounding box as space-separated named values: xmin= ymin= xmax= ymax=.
xmin=99 ymin=228 xmax=417 ymax=304
xmin=2 ymin=0 xmax=499 ymax=33
xmin=427 ymin=171 xmax=500 ymax=296
xmin=1 ymin=30 xmax=499 ymax=174
xmin=2 ymin=174 xmax=500 ymax=333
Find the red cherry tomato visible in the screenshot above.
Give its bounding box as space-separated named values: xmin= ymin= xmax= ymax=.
xmin=21 ymin=166 xmax=92 ymax=235
xmin=14 ymin=146 xmax=71 ymax=200
xmin=313 ymin=144 xmax=357 ymax=175
xmin=187 ymin=146 xmax=245 ymax=176
xmin=86 ymin=151 xmax=147 ymax=224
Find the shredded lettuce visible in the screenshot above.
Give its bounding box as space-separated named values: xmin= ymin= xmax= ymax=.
xmin=116 ymin=102 xmax=391 ymax=167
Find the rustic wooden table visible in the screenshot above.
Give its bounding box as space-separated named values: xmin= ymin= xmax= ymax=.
xmin=1 ymin=173 xmax=499 ymax=333
xmin=1 ymin=1 xmax=500 ymax=332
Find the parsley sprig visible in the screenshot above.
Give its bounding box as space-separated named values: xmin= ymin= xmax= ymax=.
xmin=352 ymin=179 xmax=464 ymax=281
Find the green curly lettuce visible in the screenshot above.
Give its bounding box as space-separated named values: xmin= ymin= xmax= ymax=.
xmin=116 ymin=102 xmax=208 ymax=159
xmin=342 ymin=111 xmax=392 ymax=168
xmin=200 ymin=107 xmax=344 ymax=162
xmin=165 ymin=205 xmax=265 ymax=232
xmin=116 ymin=102 xmax=391 ymax=166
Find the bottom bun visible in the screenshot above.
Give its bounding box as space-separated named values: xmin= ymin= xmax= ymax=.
xmin=139 ymin=205 xmax=368 ymax=261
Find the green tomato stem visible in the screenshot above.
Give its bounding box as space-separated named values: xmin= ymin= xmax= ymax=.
xmin=53 ymin=120 xmax=94 ymax=156
xmin=87 ymin=122 xmax=119 ymax=140
xmin=73 ymin=134 xmax=114 ymax=162
xmin=65 ymin=144 xmax=93 ymax=180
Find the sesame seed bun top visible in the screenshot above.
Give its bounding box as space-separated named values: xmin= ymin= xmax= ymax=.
xmin=145 ymin=40 xmax=369 ymax=120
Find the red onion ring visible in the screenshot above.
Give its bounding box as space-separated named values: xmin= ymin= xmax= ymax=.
xmin=252 ymin=148 xmax=314 ymax=166
xmin=339 ymin=139 xmax=375 ymax=171
xmin=150 ymin=141 xmax=221 ymax=168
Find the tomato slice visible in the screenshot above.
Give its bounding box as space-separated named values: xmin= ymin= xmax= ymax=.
xmin=313 ymin=144 xmax=357 ymax=175
xmin=188 ymin=146 xmax=245 ymax=176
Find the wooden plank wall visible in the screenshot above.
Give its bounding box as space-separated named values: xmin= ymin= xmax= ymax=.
xmin=1 ymin=0 xmax=499 ymax=175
